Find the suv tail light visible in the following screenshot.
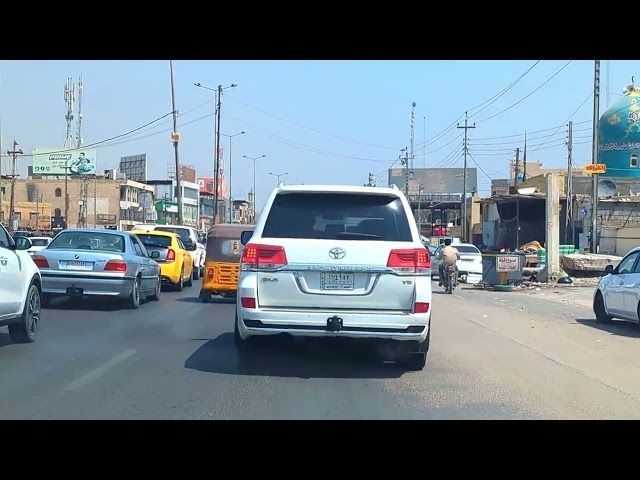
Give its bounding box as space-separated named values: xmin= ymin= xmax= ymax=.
xmin=241 ymin=243 xmax=288 ymax=270
xmin=104 ymin=260 xmax=127 ymax=272
xmin=387 ymin=248 xmax=430 ymax=273
xmin=166 ymin=248 xmax=176 ymax=262
xmin=32 ymin=256 xmax=49 ymax=269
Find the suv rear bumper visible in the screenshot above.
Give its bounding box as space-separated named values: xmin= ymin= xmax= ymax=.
xmin=237 ymin=307 xmax=430 ymax=342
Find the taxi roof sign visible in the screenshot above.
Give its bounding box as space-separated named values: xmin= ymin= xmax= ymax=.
xmin=583 ymin=163 xmax=606 ymax=174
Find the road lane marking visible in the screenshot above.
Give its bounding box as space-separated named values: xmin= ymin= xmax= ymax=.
xmin=65 ymin=349 xmax=137 ymax=392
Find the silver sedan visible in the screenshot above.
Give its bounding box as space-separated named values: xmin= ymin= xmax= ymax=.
xmin=31 ymin=228 xmax=161 ymax=309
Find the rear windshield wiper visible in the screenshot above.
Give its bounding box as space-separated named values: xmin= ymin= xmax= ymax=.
xmin=334 ymin=232 xmax=382 ymax=240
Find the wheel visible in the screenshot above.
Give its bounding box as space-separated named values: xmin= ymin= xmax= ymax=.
xmin=594 ymin=291 xmax=612 ymax=324
xmin=174 ymin=268 xmax=184 ymax=292
xmin=199 ymin=289 xmax=211 ymax=303
xmin=185 ymin=267 xmax=193 ymax=287
xmin=397 ymin=328 xmax=430 ymax=371
xmin=192 ymin=265 xmax=199 ymax=280
xmin=41 ymin=293 xmax=51 ymax=308
xmin=127 ymin=278 xmax=141 ymax=309
xmin=9 ymin=284 xmax=41 ymax=344
xmin=149 ymin=276 xmax=161 ymax=301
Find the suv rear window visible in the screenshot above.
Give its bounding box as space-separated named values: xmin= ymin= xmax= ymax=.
xmin=457 ymin=245 xmax=480 ymax=254
xmin=262 ymin=192 xmax=413 ymax=241
xmin=135 ymin=234 xmax=172 ymax=248
xmin=156 ymin=227 xmax=190 ymax=243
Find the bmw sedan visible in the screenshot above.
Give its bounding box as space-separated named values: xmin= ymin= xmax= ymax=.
xmin=31 ymin=228 xmax=161 ymax=309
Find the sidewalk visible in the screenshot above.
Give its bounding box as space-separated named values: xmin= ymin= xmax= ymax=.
xmin=515 ymin=284 xmax=596 ymax=311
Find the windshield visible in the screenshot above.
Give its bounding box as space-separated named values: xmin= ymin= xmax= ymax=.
xmin=262 ymin=193 xmax=412 ymax=241
xmin=47 ymin=231 xmax=126 ymax=252
xmin=155 ymin=227 xmax=190 ymax=243
xmin=31 ymin=238 xmax=50 ymax=247
xmin=135 ymin=234 xmax=172 ymax=249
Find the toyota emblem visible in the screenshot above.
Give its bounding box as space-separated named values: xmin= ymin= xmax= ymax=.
xmin=328 ymin=247 xmax=346 ymax=260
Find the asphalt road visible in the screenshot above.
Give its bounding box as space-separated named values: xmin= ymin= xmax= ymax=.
xmin=1 ymin=281 xmax=640 ymax=420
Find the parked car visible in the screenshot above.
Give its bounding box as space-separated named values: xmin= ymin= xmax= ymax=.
xmin=0 ymin=224 xmax=42 ymax=343
xmin=32 ymin=228 xmax=161 ymax=309
xmin=431 ymin=242 xmax=483 ymax=284
xmin=593 ymin=247 xmax=639 ymax=325
xmin=234 ymin=184 xmax=432 ymax=370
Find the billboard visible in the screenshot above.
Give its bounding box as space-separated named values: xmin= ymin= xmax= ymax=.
xmin=198 ymin=177 xmax=227 ymax=198
xmin=119 ymin=154 xmax=147 ymax=182
xmin=388 ymin=167 xmax=478 ymax=195
xmin=32 ymin=147 xmax=97 ymax=176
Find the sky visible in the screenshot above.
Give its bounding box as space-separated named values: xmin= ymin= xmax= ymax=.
xmin=0 ymin=60 xmax=635 ymax=210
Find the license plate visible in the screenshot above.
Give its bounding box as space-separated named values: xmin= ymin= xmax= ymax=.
xmin=320 ymin=272 xmax=354 ymax=290
xmin=447 ymin=265 xmax=456 ymax=272
xmin=60 ymin=260 xmax=93 ymax=271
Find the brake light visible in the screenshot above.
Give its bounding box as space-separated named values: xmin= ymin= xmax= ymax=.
xmin=387 ymin=248 xmax=431 ymax=273
xmin=166 ymin=248 xmax=176 ymax=262
xmin=32 ymin=256 xmax=49 ymax=269
xmin=207 ymin=268 xmax=214 ymax=279
xmin=241 ymin=297 xmax=256 ymax=309
xmin=414 ymin=302 xmax=430 ymax=314
xmin=241 ymin=243 xmax=288 ymax=270
xmin=104 ymin=260 xmax=127 ymax=272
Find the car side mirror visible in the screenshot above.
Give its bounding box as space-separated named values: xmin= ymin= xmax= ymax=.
xmin=240 ymin=231 xmax=253 ymax=245
xmin=14 ymin=236 xmax=32 ymax=251
xmin=150 ymin=251 xmax=160 ymax=259
xmin=604 ymin=264 xmax=615 ymax=275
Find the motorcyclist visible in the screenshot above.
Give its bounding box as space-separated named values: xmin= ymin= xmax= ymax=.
xmin=438 ymin=238 xmax=460 ymax=287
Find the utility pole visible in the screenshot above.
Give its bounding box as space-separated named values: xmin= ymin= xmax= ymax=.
xmin=523 ymin=132 xmax=528 ymax=181
xmin=365 ymin=172 xmax=374 ymax=186
xmin=7 ymin=141 xmax=23 ymax=229
xmin=410 ymin=102 xmax=416 ymax=169
xmin=566 ymin=121 xmax=573 ymax=245
xmin=169 ymin=60 xmax=184 ymax=225
xmin=514 ymin=148 xmax=520 ymax=187
xmin=401 ymin=148 xmax=409 ymax=197
xmin=423 ymin=115 xmax=426 ymax=167
xmin=457 ymin=111 xmax=475 ymax=243
xmin=213 ymin=85 xmax=222 ymax=225
xmin=590 ymin=60 xmax=601 ymax=253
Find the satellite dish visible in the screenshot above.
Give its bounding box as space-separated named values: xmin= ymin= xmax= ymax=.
xmin=630 ymin=184 xmax=640 ymax=196
xmin=598 ymin=179 xmax=618 ymax=197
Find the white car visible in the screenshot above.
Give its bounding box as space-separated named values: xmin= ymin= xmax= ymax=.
xmin=431 ymin=242 xmax=483 ymax=284
xmin=0 ymin=224 xmax=42 ymax=344
xmin=234 ymin=184 xmax=433 ymax=370
xmin=133 ymin=224 xmax=205 ymax=279
xmin=27 ymin=236 xmax=52 ymax=254
xmin=593 ymin=247 xmax=640 ymax=324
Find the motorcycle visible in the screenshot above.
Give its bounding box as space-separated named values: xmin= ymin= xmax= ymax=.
xmin=443 ymin=264 xmax=457 ymax=294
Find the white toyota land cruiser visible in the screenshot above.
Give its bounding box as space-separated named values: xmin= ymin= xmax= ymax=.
xmin=234 ymin=184 xmax=432 ymax=370
xmin=0 ymin=224 xmax=42 ymax=344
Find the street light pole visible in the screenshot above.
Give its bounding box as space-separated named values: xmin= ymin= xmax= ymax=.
xmin=194 ymin=82 xmax=238 ymax=225
xmin=269 ymin=172 xmax=288 ymax=185
xmin=243 ymin=154 xmax=266 ymax=222
xmin=221 ymin=131 xmax=246 ymax=223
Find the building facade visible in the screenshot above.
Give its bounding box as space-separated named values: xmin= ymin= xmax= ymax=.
xmin=7 ymin=177 xmax=155 ymax=230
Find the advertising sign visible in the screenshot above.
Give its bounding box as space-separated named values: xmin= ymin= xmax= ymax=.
xmin=388 ymin=167 xmax=478 ymax=195
xmin=583 ymin=163 xmax=607 ymax=175
xmin=33 ymin=147 xmax=97 ymax=176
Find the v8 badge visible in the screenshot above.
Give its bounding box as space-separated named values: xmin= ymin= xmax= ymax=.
xmin=0 ymin=258 xmax=7 ymax=266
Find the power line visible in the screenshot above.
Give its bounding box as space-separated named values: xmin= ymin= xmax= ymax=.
xmin=468 ymin=61 xmax=541 ymax=119
xmin=475 ymin=61 xmax=574 ymax=124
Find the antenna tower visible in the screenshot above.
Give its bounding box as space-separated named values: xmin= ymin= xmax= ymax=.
xmin=409 ymin=102 xmax=416 ymax=169
xmin=76 ymin=75 xmax=84 ymax=147
xmin=63 ymin=78 xmax=76 ymax=149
